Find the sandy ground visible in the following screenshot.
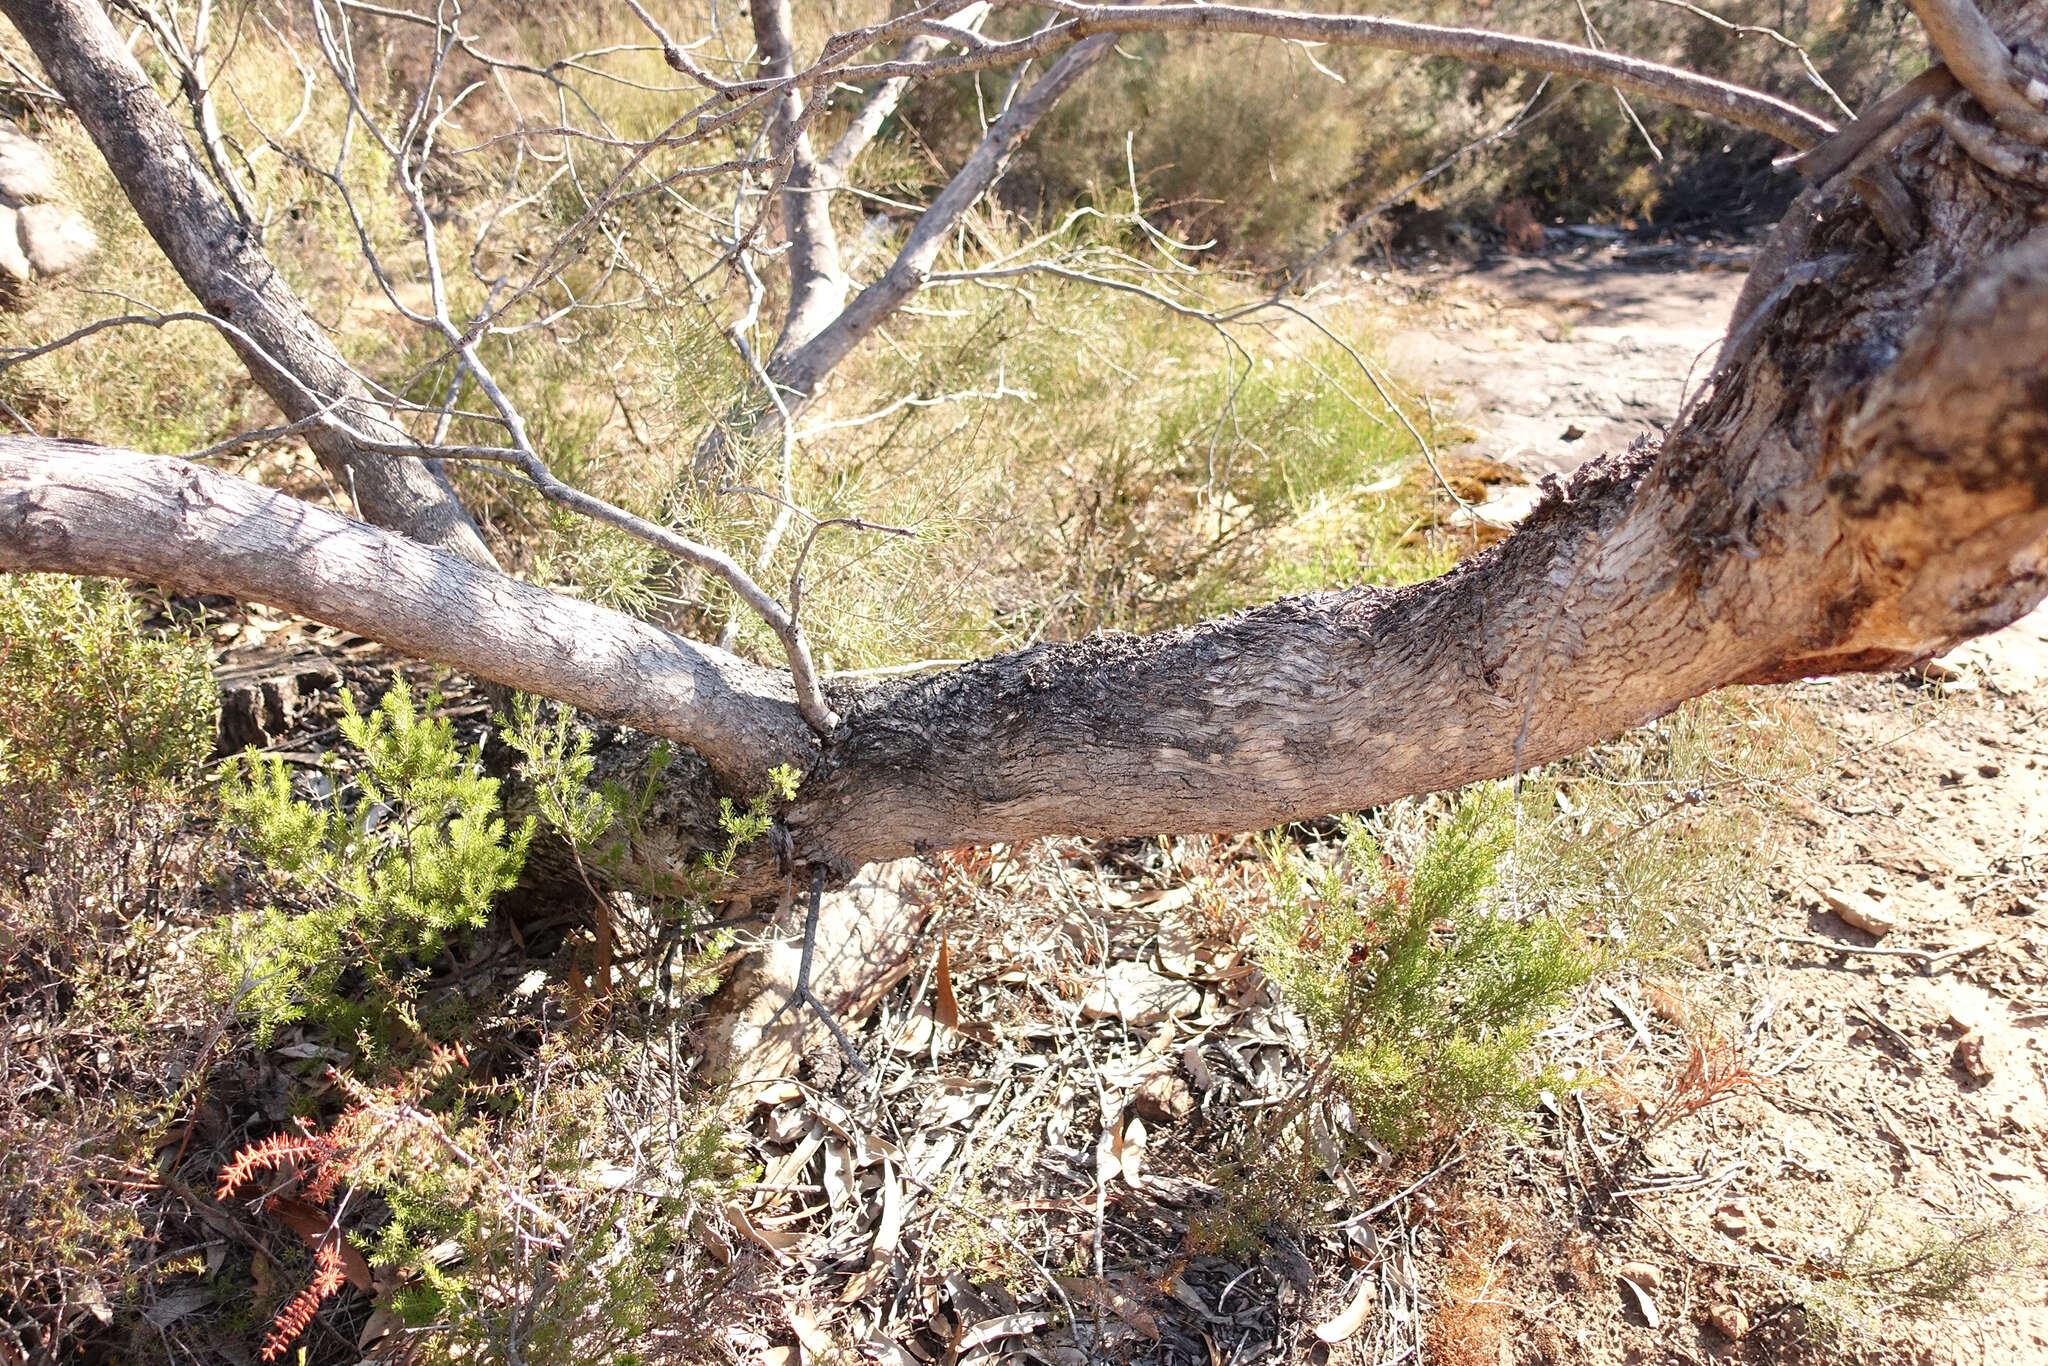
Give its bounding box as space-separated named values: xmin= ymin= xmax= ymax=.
xmin=698 ymin=248 xmax=2048 ymax=1366
xmin=1381 ymin=247 xmax=1749 ymax=483
xmin=1376 ymin=246 xmax=2048 ymax=1365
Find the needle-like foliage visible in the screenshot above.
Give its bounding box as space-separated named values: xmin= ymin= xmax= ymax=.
xmin=215 ymin=686 xmax=533 ymax=1043
xmin=1258 ymin=792 xmax=1589 ymax=1148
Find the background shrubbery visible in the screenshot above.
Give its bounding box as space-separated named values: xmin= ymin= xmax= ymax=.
xmin=970 ymin=0 xmax=1924 ymax=259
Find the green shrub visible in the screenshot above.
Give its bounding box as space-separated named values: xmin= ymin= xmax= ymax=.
xmin=215 ymin=686 xmax=533 ymax=1043
xmin=1019 ymin=37 xmax=1363 ymax=261
xmin=1257 ymin=791 xmax=1588 ymax=1149
xmin=0 ymin=574 xmax=216 ymax=796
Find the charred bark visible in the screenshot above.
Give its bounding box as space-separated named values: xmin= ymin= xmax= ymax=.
xmin=0 ymin=14 xmax=2045 ymax=897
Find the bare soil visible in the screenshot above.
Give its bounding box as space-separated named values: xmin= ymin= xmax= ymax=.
xmin=173 ymin=248 xmax=2048 ymax=1366
xmin=708 ymin=249 xmax=2048 ymax=1366
xmin=1362 ymin=248 xmax=2048 ymax=1364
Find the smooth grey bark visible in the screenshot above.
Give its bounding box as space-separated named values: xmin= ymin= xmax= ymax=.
xmin=750 ymin=0 xmax=851 ymax=366
xmin=0 ymin=437 xmax=814 ymax=790
xmin=2 ymin=6 xmax=2046 ymax=903
xmin=692 ymin=15 xmax=1114 ymax=480
xmin=0 ymin=0 xmax=495 ymax=566
xmin=766 ymin=29 xmax=1124 ymax=404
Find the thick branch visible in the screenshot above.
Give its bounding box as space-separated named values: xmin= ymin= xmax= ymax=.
xmin=786 ymin=228 xmax=2048 ymax=869
xmin=5 ymin=12 xmax=2046 ymax=902
xmin=0 ymin=0 xmax=494 ymax=565
xmin=778 ymin=1 xmax=1835 ymax=150
xmin=0 ymin=438 xmax=816 ymax=789
xmin=1906 ymin=0 xmax=2048 ymax=139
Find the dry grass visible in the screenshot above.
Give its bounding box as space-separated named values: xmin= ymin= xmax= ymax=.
xmin=1426 ymin=1196 xmax=1523 ymax=1366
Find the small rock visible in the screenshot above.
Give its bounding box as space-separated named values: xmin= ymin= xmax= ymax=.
xmin=1977 ymin=762 xmax=2002 ymax=778
xmin=0 ymin=122 xmax=60 ymax=203
xmin=1615 ymin=1261 xmax=1664 ymax=1291
xmin=1711 ymin=1201 xmax=1750 ymax=1238
xmin=1705 ymin=1303 xmax=1750 ymax=1340
xmin=1821 ymin=885 xmax=1897 ymax=937
xmin=17 ymin=202 xmax=97 ymax=278
xmin=0 ymin=204 xmax=27 ymax=282
xmin=1954 ymin=1031 xmax=1994 ymax=1080
xmin=1130 ymin=1069 xmax=1195 ymax=1125
xmin=1561 ymin=423 xmax=1586 ymax=441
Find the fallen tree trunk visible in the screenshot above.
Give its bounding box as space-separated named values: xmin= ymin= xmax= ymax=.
xmin=792 ymin=237 xmax=2048 ymax=868
xmin=4 ymin=193 xmax=2044 ymax=872
xmin=4 ymin=31 xmax=2048 ymax=1083
xmin=2 ymin=32 xmax=2047 ymax=1034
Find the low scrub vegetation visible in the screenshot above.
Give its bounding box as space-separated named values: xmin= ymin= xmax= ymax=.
xmin=1258 ymin=794 xmax=1589 ymax=1150
xmin=0 ymin=1 xmax=1867 ymax=1360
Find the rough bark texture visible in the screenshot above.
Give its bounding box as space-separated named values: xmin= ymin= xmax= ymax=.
xmin=0 ymin=438 xmax=815 ymax=790
xmin=786 ymin=140 xmax=2048 ymax=868
xmin=1 ymin=13 xmax=2046 ymax=897
xmin=0 ymin=0 xmax=494 ymax=565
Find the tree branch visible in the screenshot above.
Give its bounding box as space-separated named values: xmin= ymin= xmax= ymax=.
xmin=0 ymin=0 xmax=495 ymax=565
xmin=0 ymin=437 xmax=816 ymax=790
xmin=817 ymin=4 xmax=991 ymax=184
xmin=784 ymin=229 xmax=2048 ymax=870
xmin=1906 ymin=0 xmax=2048 ymax=139
xmin=753 ymin=0 xmax=1836 ymax=150
xmin=749 ymin=0 xmax=850 ymax=364
xmin=766 ymin=27 xmax=1124 ymax=405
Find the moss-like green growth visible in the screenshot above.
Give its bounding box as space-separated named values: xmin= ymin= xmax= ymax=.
xmin=215 ymin=686 xmax=532 ymax=1043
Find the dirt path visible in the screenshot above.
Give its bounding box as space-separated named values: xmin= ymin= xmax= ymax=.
xmin=1381 ymin=249 xmax=2048 ymax=1365
xmin=1381 ymin=246 xmax=1749 ymax=484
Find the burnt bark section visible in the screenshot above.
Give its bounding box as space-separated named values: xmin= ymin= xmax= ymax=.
xmin=786 ymin=126 xmax=2048 ymax=870
xmin=1 ymin=28 xmax=2047 ymax=896
xmin=0 ymin=0 xmax=494 ymax=566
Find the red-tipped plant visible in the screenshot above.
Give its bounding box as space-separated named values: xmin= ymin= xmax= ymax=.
xmin=258 ymin=1239 xmax=348 ymax=1361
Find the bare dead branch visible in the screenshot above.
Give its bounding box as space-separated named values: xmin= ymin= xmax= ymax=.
xmin=1906 ymin=0 xmax=2048 ymax=139
xmin=765 ymin=27 xmax=1124 ymax=408
xmin=744 ymin=0 xmax=1835 ymax=150
xmin=0 ymin=0 xmax=495 ymax=565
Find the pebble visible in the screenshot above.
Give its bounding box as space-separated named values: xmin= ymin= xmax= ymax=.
xmin=1615 ymin=1261 xmax=1664 ymax=1291
xmin=1821 ymin=885 xmax=1897 ymax=937
xmin=1706 ymin=1303 xmax=1750 ymax=1340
